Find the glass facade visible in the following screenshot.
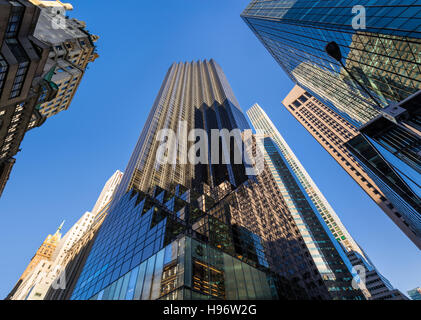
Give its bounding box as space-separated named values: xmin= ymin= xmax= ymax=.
xmin=282 ymin=85 xmax=421 ymax=249
xmin=346 ymin=135 xmax=421 ymax=239
xmin=88 ymin=237 xmax=277 ymax=301
xmin=248 ymin=104 xmax=364 ymax=252
xmin=71 ymin=186 xmax=284 ymax=300
xmin=69 ymin=60 xmax=365 ymax=301
xmin=241 ymin=0 xmax=421 ymax=126
xmin=111 ymin=60 xmax=251 ymax=210
xmin=262 ymin=137 xmax=359 ymax=299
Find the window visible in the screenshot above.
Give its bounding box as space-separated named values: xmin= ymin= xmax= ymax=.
xmin=2 ymin=144 xmax=11 ymax=152
xmin=7 ymin=40 xmax=29 ymax=99
xmin=5 ymin=5 xmax=24 ymax=39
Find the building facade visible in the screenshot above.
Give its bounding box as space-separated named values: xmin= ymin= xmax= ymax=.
xmin=64 ymin=61 xmax=364 ymax=301
xmin=346 ymin=250 xmax=408 ymax=300
xmin=30 ymin=1 xmax=99 ymax=119
xmin=241 ymin=0 xmax=421 ymax=126
xmin=110 ymin=59 xmax=251 ymax=209
xmin=0 ymin=0 xmax=98 ymax=197
xmin=407 ymin=287 xmax=421 ymax=300
xmin=92 ymin=170 xmax=123 ymax=216
xmin=0 ymin=0 xmax=55 ymax=197
xmin=248 ymin=104 xmax=363 ymax=254
xmin=283 ymin=85 xmax=421 ymax=249
xmin=248 ymin=103 xmax=405 ymax=299
xmin=241 ymin=0 xmax=421 ymax=196
xmin=44 ymin=203 xmax=111 ymax=300
xmin=7 ymin=170 xmax=122 ymax=300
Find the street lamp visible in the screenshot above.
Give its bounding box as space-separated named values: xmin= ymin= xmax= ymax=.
xmin=325 ymin=41 xmax=383 ymax=110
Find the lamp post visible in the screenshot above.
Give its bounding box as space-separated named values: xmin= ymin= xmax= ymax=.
xmin=325 ymin=41 xmax=384 ymax=111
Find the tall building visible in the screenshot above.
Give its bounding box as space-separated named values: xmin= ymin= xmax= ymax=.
xmin=64 ymin=60 xmax=364 ymax=301
xmin=6 ymin=170 xmax=122 ymax=300
xmin=0 ymin=0 xmax=98 ymax=197
xmin=111 ymin=60 xmax=251 ymax=207
xmin=249 ymin=104 xmax=362 ymax=253
xmin=407 ymin=287 xmax=421 ymax=300
xmin=283 ymin=85 xmax=421 ymax=250
xmin=241 ymin=0 xmax=421 ymax=126
xmin=241 ymin=1 xmax=421 ymax=178
xmin=242 ymin=0 xmax=421 ymax=245
xmin=248 ymin=103 xmax=405 ymax=299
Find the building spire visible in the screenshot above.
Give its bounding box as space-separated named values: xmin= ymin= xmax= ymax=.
xmin=55 ymin=220 xmax=65 ymax=235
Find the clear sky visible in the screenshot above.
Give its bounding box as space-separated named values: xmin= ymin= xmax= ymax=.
xmin=0 ymin=0 xmax=420 ymax=299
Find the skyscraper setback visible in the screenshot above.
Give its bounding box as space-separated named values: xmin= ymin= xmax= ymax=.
xmin=63 ymin=60 xmax=364 ymax=301
xmin=111 ymin=60 xmax=251 ymax=205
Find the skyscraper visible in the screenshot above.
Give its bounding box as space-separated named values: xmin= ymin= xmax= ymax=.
xmin=283 ymin=85 xmax=421 ymax=249
xmin=248 ymin=103 xmax=406 ymax=300
xmin=346 ymin=250 xmax=408 ymax=300
xmin=66 ymin=60 xmax=364 ymax=301
xmin=241 ymin=0 xmax=421 ymax=126
xmin=248 ymin=104 xmax=361 ymax=253
xmin=111 ymin=60 xmax=251 ymax=206
xmin=241 ymin=0 xmax=421 ymax=241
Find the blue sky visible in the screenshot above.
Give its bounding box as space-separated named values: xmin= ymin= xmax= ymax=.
xmin=0 ymin=0 xmax=419 ymax=299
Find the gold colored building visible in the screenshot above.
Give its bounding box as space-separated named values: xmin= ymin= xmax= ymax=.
xmin=17 ymin=222 xmax=63 ymax=284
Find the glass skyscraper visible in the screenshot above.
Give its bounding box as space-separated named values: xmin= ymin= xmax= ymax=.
xmin=248 ymin=104 xmax=363 ymax=253
xmin=241 ymin=0 xmax=421 ymax=126
xmin=111 ymin=60 xmax=251 ymax=206
xmin=249 ymin=103 xmax=407 ymax=300
xmin=64 ymin=61 xmax=364 ymax=301
xmin=283 ymin=85 xmax=421 ymax=249
xmin=242 ymin=0 xmax=421 ymax=242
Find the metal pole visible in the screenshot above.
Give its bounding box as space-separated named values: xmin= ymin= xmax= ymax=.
xmin=338 ymin=60 xmax=384 ymax=111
